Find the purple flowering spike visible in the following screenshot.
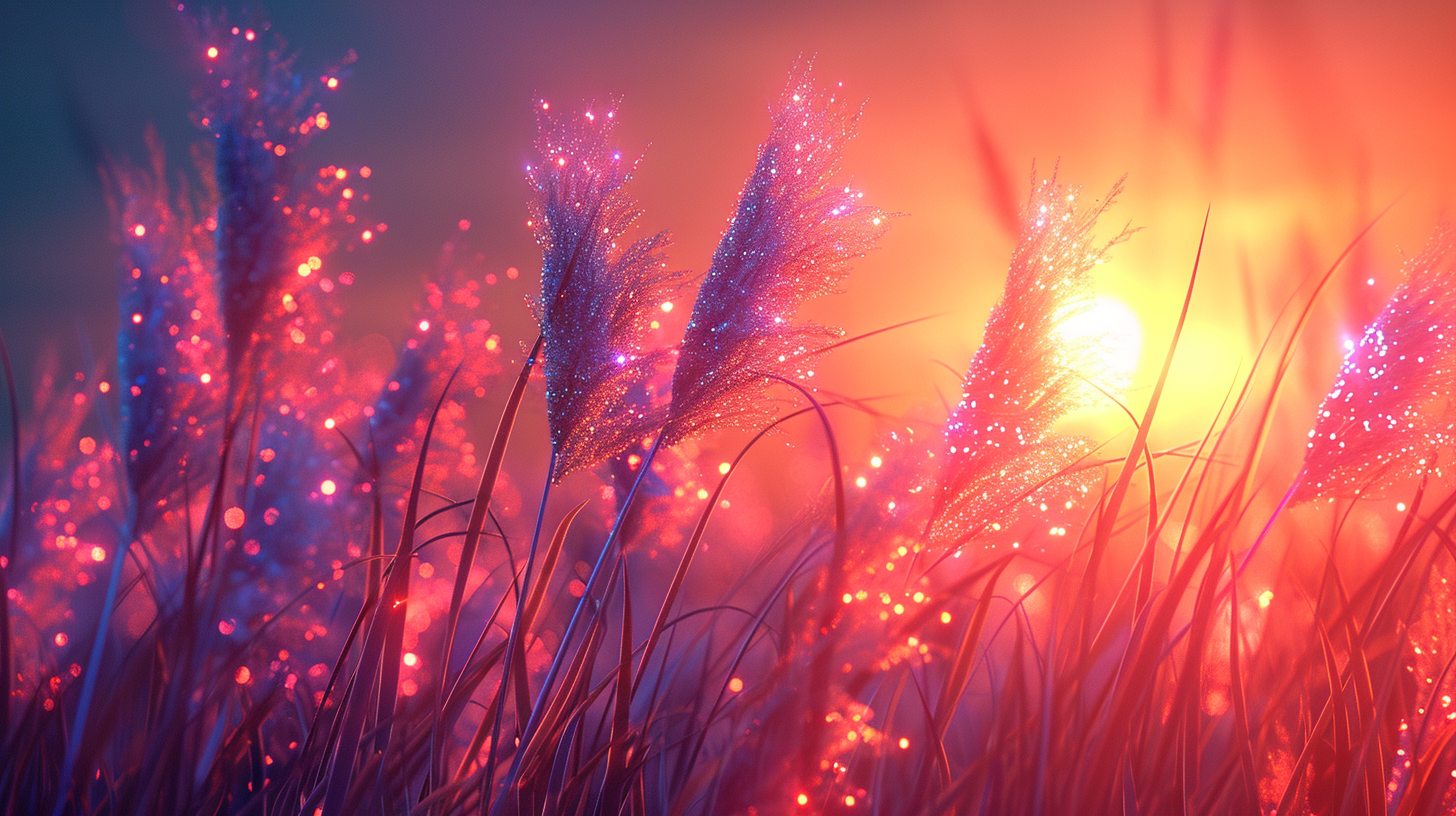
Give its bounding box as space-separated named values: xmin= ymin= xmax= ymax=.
xmin=529 ymin=101 xmax=681 ymax=481
xmin=370 ymin=241 xmax=501 ymax=483
xmin=932 ymin=173 xmax=1128 ymax=546
xmin=665 ymin=61 xmax=889 ymax=444
xmin=1296 ymin=225 xmax=1456 ymax=501
xmin=110 ymin=132 xmax=224 ymax=535
xmin=192 ymin=17 xmax=325 ymax=388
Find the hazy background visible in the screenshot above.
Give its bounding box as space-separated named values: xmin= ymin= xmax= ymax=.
xmin=3 ymin=0 xmax=1454 ymax=452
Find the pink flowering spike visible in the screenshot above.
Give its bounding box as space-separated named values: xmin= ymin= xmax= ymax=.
xmin=665 ymin=61 xmax=889 ymax=444
xmin=529 ymin=101 xmax=681 ymax=481
xmin=932 ymin=172 xmax=1129 ymax=546
xmin=1295 ymin=225 xmax=1456 ymax=502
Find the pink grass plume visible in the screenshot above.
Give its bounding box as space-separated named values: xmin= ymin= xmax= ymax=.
xmin=932 ymin=171 xmax=1129 ymax=547
xmin=1296 ymin=224 xmax=1456 ymax=501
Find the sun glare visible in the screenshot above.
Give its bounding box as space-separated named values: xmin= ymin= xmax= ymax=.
xmin=1056 ymin=295 xmax=1143 ymax=391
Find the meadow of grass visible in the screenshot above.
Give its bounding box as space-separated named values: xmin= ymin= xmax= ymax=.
xmin=2 ymin=11 xmax=1455 ymax=816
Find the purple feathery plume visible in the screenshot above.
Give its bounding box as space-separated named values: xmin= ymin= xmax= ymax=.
xmin=664 ymin=61 xmax=889 ymax=444
xmin=369 ymin=240 xmax=502 ymax=487
xmin=109 ymin=131 xmax=224 ymax=536
xmin=192 ymin=18 xmax=329 ymax=392
xmin=1295 ymin=224 xmax=1456 ymax=501
xmin=528 ymin=100 xmax=681 ymax=480
xmin=931 ymin=173 xmax=1129 ymax=547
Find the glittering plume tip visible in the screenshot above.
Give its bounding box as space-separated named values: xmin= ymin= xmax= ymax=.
xmin=665 ymin=59 xmax=890 ymax=444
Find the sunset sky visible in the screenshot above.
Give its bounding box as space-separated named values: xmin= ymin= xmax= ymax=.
xmin=4 ymin=0 xmax=1453 ymax=449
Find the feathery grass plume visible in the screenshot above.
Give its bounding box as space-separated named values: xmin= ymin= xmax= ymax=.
xmin=192 ymin=17 xmax=331 ymax=392
xmin=369 ymin=240 xmax=502 ymax=489
xmin=529 ymin=101 xmax=680 ymax=480
xmin=109 ymin=130 xmax=224 ymax=539
xmin=931 ymin=172 xmax=1128 ymax=547
xmin=664 ymin=61 xmax=889 ymax=444
xmin=1295 ymin=224 xmax=1456 ymax=501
